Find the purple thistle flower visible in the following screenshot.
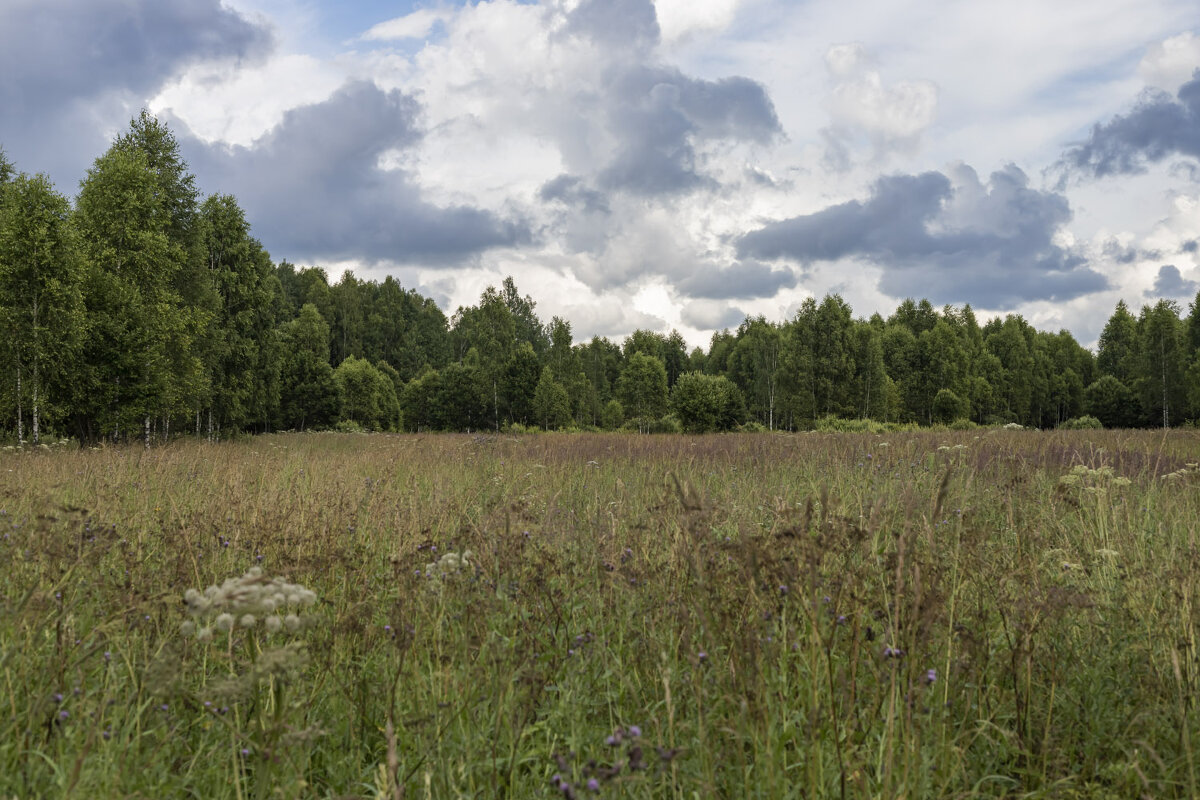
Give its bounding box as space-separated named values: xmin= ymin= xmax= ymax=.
xmin=586 ymin=777 xmax=600 ymax=792
xmin=925 ymin=668 xmax=937 ymax=684
xmin=628 ymin=725 xmax=641 ymax=738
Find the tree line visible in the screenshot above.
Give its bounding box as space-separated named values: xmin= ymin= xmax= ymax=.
xmin=2 ymin=114 xmax=1199 ymax=444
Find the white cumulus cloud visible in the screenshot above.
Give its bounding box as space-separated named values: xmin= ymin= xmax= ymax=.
xmin=362 ymin=8 xmax=455 ymax=41
xmin=822 ymin=42 xmax=938 ymax=167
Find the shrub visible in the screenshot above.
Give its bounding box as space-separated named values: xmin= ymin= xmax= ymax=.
xmin=601 ymin=399 xmax=625 ymax=431
xmin=623 ymin=415 xmax=682 ymax=434
xmin=1059 ymin=415 xmax=1104 ymax=430
xmin=671 ymin=372 xmax=746 ymax=433
xmin=814 ymin=415 xmax=888 ymax=433
xmin=932 ymin=388 xmax=967 ymax=424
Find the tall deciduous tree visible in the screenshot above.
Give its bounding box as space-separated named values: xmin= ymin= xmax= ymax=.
xmin=1097 ymin=300 xmax=1139 ymax=384
xmin=1136 ymin=300 xmax=1187 ymax=428
xmin=74 ymin=141 xmax=203 ymax=444
xmin=278 ymin=304 xmax=338 ymax=430
xmin=532 ymin=366 xmax=572 ymax=430
xmin=198 ymin=194 xmax=280 ymax=434
xmin=0 ymin=173 xmax=84 ymax=444
xmin=451 ymin=286 xmax=516 ymax=429
xmin=728 ymin=316 xmax=782 ymax=429
xmin=617 ymin=351 xmax=668 ymax=430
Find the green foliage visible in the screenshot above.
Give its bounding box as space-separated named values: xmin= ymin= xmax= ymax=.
xmin=0 ymin=171 xmax=84 ymax=442
xmin=531 ymin=367 xmax=571 ymax=430
xmin=671 ymin=371 xmax=746 ymax=432
xmin=616 ymin=351 xmax=668 ymax=425
xmin=1085 ymin=374 xmax=1136 ymax=429
xmin=279 ymin=304 xmax=338 ymax=431
xmin=74 ymin=139 xmax=203 ymax=439
xmin=334 ymin=356 xmax=383 ymax=430
xmin=623 ymin=413 xmax=681 ymax=433
xmin=600 ymin=398 xmax=624 ymax=430
xmin=932 ymin=387 xmax=967 ymax=424
xmin=1059 ymin=415 xmax=1104 ymax=429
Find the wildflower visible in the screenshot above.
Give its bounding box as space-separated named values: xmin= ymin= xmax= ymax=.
xmin=925 ymin=668 xmax=937 ymax=684
xmin=239 ymin=614 xmax=257 ymax=629
xmin=586 ymin=777 xmax=600 ymax=792
xmin=628 ymin=725 xmax=641 ymax=738
xmin=215 ymin=614 xmax=234 ymax=632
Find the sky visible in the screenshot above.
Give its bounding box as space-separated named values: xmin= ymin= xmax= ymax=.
xmin=2 ymin=0 xmax=1200 ymax=349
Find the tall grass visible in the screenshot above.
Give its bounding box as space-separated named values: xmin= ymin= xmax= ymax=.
xmin=1 ymin=429 xmax=1198 ymax=797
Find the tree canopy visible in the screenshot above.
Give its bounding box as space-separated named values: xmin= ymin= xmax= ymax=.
xmin=3 ymin=113 xmax=1200 ymax=441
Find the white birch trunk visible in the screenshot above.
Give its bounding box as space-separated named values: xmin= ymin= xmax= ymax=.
xmin=16 ymin=364 xmax=23 ymax=447
xmin=144 ymin=416 xmax=150 ymax=449
xmin=31 ymin=365 xmax=38 ymax=446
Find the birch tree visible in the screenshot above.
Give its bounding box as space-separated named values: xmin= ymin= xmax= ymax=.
xmin=0 ymin=173 xmax=84 ymax=443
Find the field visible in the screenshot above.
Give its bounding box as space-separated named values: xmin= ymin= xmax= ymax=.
xmin=2 ymin=430 xmax=1199 ymax=798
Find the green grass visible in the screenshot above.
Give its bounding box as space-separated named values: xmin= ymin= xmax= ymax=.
xmin=1 ymin=429 xmax=1198 ymax=798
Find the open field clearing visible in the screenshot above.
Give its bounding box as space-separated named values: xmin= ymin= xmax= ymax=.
xmin=2 ymin=430 xmax=1200 ymax=798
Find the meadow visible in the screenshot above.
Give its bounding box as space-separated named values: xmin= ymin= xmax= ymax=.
xmin=1 ymin=429 xmax=1199 ymax=799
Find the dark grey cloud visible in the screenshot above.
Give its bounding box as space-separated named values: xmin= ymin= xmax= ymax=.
xmin=1102 ymin=237 xmax=1159 ymax=264
xmin=737 ymin=164 xmax=1107 ymax=308
xmin=1182 ymin=239 xmax=1198 ymax=254
xmin=1059 ymin=71 xmax=1200 ymax=180
xmin=180 ymin=80 xmax=527 ymax=265
xmin=597 ymin=66 xmax=781 ymax=196
xmin=567 ymin=0 xmax=660 ymax=50
xmin=0 ymin=0 xmax=271 ymax=187
xmin=1148 ymin=264 xmax=1198 ymax=297
xmin=539 ymin=174 xmax=610 ymax=214
xmin=681 ymin=302 xmax=746 ymax=331
xmin=677 ymin=261 xmax=798 ymax=300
